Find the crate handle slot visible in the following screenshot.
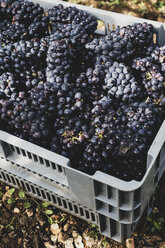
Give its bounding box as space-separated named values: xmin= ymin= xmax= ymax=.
xmin=0 ymin=141 xmax=12 ymax=158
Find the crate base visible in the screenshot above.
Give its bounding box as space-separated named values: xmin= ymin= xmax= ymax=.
xmin=0 ymin=157 xmax=156 ymax=242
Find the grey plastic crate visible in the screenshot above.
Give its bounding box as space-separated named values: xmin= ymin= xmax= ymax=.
xmin=0 ymin=119 xmax=165 ymax=242
xmin=0 ymin=0 xmax=165 ymax=242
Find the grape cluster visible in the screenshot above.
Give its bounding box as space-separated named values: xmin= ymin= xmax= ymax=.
xmin=0 ymin=22 xmax=27 ymax=45
xmin=48 ymin=4 xmax=97 ymax=44
xmin=19 ymin=69 xmax=46 ymax=90
xmin=0 ymin=97 xmax=52 ymax=147
xmin=46 ymin=38 xmax=89 ymax=118
xmin=0 ymin=0 xmax=14 ymax=21
xmin=46 ymin=39 xmax=75 ymax=84
xmin=47 ymin=5 xmax=97 ymax=72
xmin=0 ymin=72 xmax=20 ymax=97
xmin=0 ymin=38 xmax=47 ymax=74
xmin=151 ymin=45 xmax=165 ymax=76
xmin=104 ymin=62 xmax=142 ymax=101
xmin=75 ymin=55 xmax=114 ymax=103
xmin=0 ymin=98 xmax=15 ymax=132
xmin=86 ymin=32 xmax=134 ymax=62
xmin=0 ymin=1 xmax=164 ymax=182
xmin=29 ymin=82 xmax=57 ymax=116
xmin=151 ymin=45 xmax=165 ymax=63
xmin=132 ymin=56 xmax=165 ymax=103
xmin=132 ymin=57 xmax=154 ymax=72
xmin=142 ymin=69 xmax=164 ymax=97
xmin=0 ymin=0 xmax=50 ymax=45
xmin=76 ymin=100 xmax=160 ymax=180
xmin=118 ymin=22 xmax=153 ymax=50
xmin=51 ymin=108 xmax=92 ymax=167
xmin=76 ymin=65 xmax=106 ymax=103
xmin=11 ymin=1 xmax=44 ymax=23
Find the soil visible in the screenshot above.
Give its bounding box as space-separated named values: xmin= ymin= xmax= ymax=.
xmin=0 ymin=172 xmax=164 ymax=248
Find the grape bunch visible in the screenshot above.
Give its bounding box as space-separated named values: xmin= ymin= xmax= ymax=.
xmin=76 ymin=99 xmax=161 ymax=181
xmin=151 ymin=45 xmax=165 ymax=76
xmin=46 ymin=38 xmax=88 ymax=118
xmin=86 ymin=32 xmax=134 ymax=62
xmin=118 ymin=22 xmax=154 ymax=51
xmin=11 ymin=0 xmax=44 ymax=24
xmin=0 ymin=97 xmax=15 ymax=132
xmin=132 ymin=57 xmax=156 ymax=73
xmin=29 ymin=82 xmax=57 ymax=116
xmin=132 ymin=57 xmax=165 ymax=103
xmin=46 ymin=39 xmax=75 ymax=84
xmin=0 ymin=0 xmax=14 ymax=21
xmin=104 ymin=62 xmax=142 ymax=101
xmin=0 ymin=22 xmax=27 ymax=45
xmin=0 ymin=38 xmax=47 ymax=75
xmin=0 ymin=0 xmax=50 ymax=46
xmin=76 ymin=65 xmax=106 ymax=103
xmin=151 ymin=45 xmax=165 ymax=63
xmin=0 ymin=1 xmax=164 ymax=182
xmin=0 ymin=72 xmax=20 ymax=97
xmin=48 ymin=4 xmax=97 ymax=45
xmin=0 ymin=97 xmax=52 ymax=147
xmin=51 ymin=109 xmax=91 ymax=167
xmin=142 ymin=69 xmax=164 ymax=98
xmin=19 ymin=69 xmax=46 ymax=90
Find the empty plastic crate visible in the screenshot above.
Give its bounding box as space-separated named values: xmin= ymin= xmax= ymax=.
xmin=0 ymin=0 xmax=165 ymax=242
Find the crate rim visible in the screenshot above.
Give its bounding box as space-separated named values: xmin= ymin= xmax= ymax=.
xmin=35 ymin=0 xmax=165 ymax=27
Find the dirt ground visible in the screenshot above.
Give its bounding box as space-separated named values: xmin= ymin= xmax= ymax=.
xmin=0 ymin=172 xmax=164 ymax=248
